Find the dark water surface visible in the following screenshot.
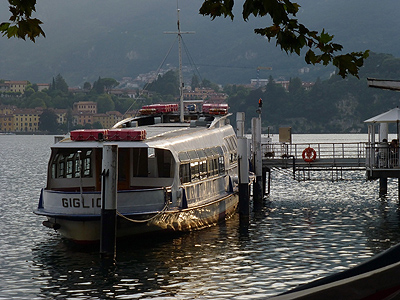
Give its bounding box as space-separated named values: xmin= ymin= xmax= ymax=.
xmin=1 ymin=135 xmax=400 ymax=299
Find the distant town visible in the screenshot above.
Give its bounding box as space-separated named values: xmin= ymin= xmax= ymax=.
xmin=0 ymin=75 xmax=314 ymax=134
xmin=0 ymin=78 xmax=230 ymax=133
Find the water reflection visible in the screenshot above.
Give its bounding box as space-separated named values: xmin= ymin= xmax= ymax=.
xmin=31 ymin=185 xmax=400 ymax=299
xmin=5 ymin=135 xmax=400 ymax=299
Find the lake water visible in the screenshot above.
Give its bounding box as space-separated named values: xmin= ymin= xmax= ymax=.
xmin=1 ymin=134 xmax=400 ymax=299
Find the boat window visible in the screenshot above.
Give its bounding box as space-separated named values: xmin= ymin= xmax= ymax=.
xmin=231 ymin=136 xmax=237 ymax=148
xmin=179 ymin=163 xmax=191 ymax=183
xmin=225 ymin=137 xmax=234 ymax=152
xmin=83 ymin=150 xmax=92 ymax=176
xmin=118 ymin=148 xmax=130 ymax=184
xmin=204 ymin=148 xmax=214 ymax=157
xmin=218 ymin=156 xmax=225 ymax=173
xmin=207 ymin=158 xmax=218 ymax=177
xmin=199 ymin=159 xmax=207 ymax=179
xmin=178 ymin=151 xmax=190 ymax=162
xmin=197 ymin=149 xmax=207 ymax=159
xmin=50 ymin=149 xmax=93 ymax=179
xmin=188 ymin=150 xmax=199 ymax=160
xmin=74 ymin=159 xmax=81 ymax=178
xmin=51 ymin=153 xmax=59 ymax=178
xmin=190 ymin=161 xmax=199 ymax=181
xmin=155 ymin=148 xmax=173 ymax=178
xmin=132 ymin=148 xmax=148 ymax=177
xmin=66 ymin=153 xmax=74 ymax=178
xmin=58 ymin=154 xmax=65 ymax=178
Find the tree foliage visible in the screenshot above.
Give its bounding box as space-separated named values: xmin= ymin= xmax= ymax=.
xmin=39 ymin=109 xmax=59 ymax=133
xmin=92 ymin=77 xmax=119 ymax=94
xmin=147 ymin=70 xmax=179 ymax=97
xmin=0 ymin=0 xmax=44 ymax=41
xmin=199 ymin=0 xmax=369 ymax=78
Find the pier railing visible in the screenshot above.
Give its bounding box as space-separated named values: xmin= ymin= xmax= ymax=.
xmin=261 ymin=142 xmax=400 ymax=181
xmin=262 ymin=142 xmax=367 ymax=162
xmin=365 ymin=143 xmax=400 ymax=169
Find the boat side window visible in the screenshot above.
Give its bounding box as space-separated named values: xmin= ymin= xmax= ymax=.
xmin=66 ymin=153 xmax=74 ymax=178
xmin=155 ymin=148 xmax=173 ymax=178
xmin=83 ymin=150 xmax=92 ymax=177
xmin=190 ymin=161 xmax=200 ymax=181
xmin=74 ymin=159 xmax=81 ymax=178
xmin=225 ymin=135 xmax=238 ymax=163
xmin=199 ymin=159 xmax=207 ymax=179
xmin=207 ymin=157 xmax=219 ymax=177
xmin=51 ymin=153 xmax=59 ymax=178
xmin=58 ymin=154 xmax=65 ymax=178
xmin=218 ymin=156 xmax=225 ymax=174
xmin=179 ymin=163 xmax=191 ymax=183
xmin=132 ymin=148 xmax=148 ymax=177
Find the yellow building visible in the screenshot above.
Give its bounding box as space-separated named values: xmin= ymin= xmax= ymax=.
xmin=7 ymin=80 xmax=29 ymax=94
xmin=13 ymin=109 xmax=41 ymax=132
xmin=73 ymin=101 xmax=97 ymax=114
xmin=75 ymin=112 xmax=93 ymax=126
xmin=54 ymin=109 xmax=68 ymax=125
xmin=93 ymin=111 xmax=123 ymax=128
xmin=0 ymin=105 xmax=16 ymax=132
xmin=0 ymin=115 xmax=14 ymax=132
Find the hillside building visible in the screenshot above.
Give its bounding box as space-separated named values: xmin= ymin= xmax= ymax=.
xmin=73 ymin=101 xmax=97 ymax=114
xmin=93 ymin=111 xmax=123 ymax=128
xmin=13 ymin=108 xmax=41 ymax=132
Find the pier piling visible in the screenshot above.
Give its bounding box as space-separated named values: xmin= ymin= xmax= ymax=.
xmin=237 ymin=112 xmax=250 ymax=219
xmin=379 ymin=177 xmax=388 ymax=197
xmin=252 ymin=115 xmax=263 ymax=210
xmin=100 ymin=144 xmax=118 ymax=261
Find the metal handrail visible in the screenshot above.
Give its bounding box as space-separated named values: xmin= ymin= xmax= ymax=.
xmin=262 ymin=142 xmax=367 ymax=160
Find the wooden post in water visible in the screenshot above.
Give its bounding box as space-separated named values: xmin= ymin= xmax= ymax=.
xmin=100 ymin=144 xmax=118 ymax=261
xmin=379 ymin=177 xmax=388 ymax=197
xmin=398 ymin=178 xmax=400 ymax=203
xmin=252 ymin=99 xmax=263 ymax=210
xmin=237 ymin=112 xmax=250 ymax=219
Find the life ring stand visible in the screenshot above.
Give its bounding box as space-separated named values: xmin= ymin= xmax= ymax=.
xmin=302 ymin=147 xmax=317 ymax=162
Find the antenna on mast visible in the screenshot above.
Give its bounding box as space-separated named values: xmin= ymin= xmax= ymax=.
xmin=165 ymin=6 xmax=195 ymax=123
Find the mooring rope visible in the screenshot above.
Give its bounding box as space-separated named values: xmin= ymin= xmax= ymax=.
xmin=116 ymin=201 xmax=169 ymax=223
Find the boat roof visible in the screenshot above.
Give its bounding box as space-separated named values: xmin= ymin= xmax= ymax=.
xmin=53 ymin=113 xmax=232 ymax=150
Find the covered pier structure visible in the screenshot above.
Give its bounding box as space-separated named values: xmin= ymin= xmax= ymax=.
xmin=260 ymin=107 xmax=400 ymax=198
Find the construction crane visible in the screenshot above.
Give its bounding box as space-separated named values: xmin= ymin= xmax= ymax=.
xmin=256 ymin=66 xmax=273 ymax=87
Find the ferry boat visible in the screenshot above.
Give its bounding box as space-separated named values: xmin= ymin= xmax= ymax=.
xmin=34 ymin=103 xmax=239 ymax=242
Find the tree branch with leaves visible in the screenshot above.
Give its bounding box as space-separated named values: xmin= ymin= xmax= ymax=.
xmin=199 ymin=0 xmax=369 ymax=78
xmin=0 ymin=0 xmax=45 ymax=41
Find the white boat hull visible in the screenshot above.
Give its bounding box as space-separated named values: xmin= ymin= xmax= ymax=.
xmin=42 ymin=193 xmax=238 ymax=242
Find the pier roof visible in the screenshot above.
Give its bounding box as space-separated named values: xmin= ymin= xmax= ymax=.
xmin=364 ymin=107 xmax=400 ymax=123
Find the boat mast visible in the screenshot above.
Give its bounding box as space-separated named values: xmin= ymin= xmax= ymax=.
xmin=177 ymin=8 xmax=184 ymax=123
xmin=165 ymin=7 xmax=194 ymax=123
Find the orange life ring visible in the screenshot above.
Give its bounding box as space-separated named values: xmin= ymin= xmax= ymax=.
xmin=302 ymin=147 xmax=317 ymax=162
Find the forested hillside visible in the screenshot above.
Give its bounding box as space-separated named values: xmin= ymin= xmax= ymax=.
xmin=2 ymin=52 xmax=400 ymax=134
xmin=227 ymin=53 xmax=400 ymax=133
